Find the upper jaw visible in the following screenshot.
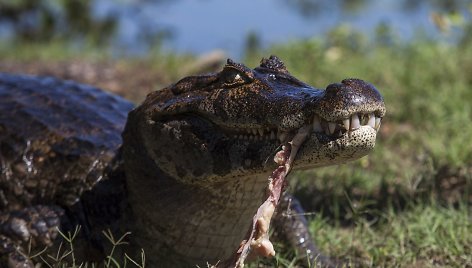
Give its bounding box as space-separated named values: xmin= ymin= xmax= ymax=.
xmin=223 ymin=110 xmax=383 ymax=144
xmin=216 ymin=78 xmax=386 ymax=144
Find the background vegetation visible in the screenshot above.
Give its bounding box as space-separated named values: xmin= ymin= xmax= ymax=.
xmin=0 ymin=1 xmax=470 ymax=267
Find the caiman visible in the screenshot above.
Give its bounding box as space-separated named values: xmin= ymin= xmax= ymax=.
xmin=0 ymin=56 xmax=385 ymax=267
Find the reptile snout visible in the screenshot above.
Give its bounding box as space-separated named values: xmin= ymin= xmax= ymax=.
xmin=315 ymin=78 xmax=386 ymax=122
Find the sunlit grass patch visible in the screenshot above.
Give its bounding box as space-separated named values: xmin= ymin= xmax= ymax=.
xmin=310 ymin=203 xmax=471 ymax=267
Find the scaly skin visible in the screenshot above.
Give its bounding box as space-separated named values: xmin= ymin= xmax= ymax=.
xmin=0 ymin=56 xmax=385 ymax=267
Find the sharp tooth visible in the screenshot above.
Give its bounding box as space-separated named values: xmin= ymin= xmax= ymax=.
xmin=375 ymin=117 xmax=381 ymax=130
xmin=252 ymin=129 xmax=257 ymax=135
xmin=313 ymin=115 xmax=323 ymax=132
xmin=278 ymin=130 xmax=287 ymax=142
xmin=343 ymin=118 xmax=350 ymax=130
xmin=324 ymin=126 xmax=330 ymax=135
xmin=258 ymin=129 xmax=264 ymax=136
xmin=351 ymin=114 xmax=360 ymax=130
xmin=368 ymin=113 xmax=376 ymax=128
xmin=328 ymin=122 xmax=336 ymax=134
xmin=270 ymin=131 xmax=276 ymax=140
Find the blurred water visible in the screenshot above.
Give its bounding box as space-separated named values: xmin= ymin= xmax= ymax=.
xmin=1 ymin=0 xmax=469 ymax=57
xmin=97 ymin=0 xmax=466 ymax=57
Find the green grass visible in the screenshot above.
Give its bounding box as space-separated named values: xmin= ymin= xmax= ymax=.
xmin=27 ymin=227 xmax=145 ymax=268
xmin=309 ymin=203 xmax=471 ymax=267
xmin=2 ymin=25 xmax=471 ymax=267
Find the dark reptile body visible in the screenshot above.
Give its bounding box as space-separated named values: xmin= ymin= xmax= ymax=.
xmin=0 ymin=74 xmax=132 ymax=207
xmin=0 ymin=56 xmax=385 ymax=267
xmin=0 ymin=73 xmax=134 ymax=265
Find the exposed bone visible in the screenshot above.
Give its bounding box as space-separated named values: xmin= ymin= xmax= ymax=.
xmin=233 ymin=125 xmax=311 ymax=267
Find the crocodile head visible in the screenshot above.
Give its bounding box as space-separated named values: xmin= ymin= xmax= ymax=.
xmin=122 ymin=55 xmax=385 ymax=265
xmin=125 ymin=56 xmax=385 ymax=183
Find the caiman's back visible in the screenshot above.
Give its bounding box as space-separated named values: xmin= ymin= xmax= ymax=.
xmin=0 ymin=73 xmax=134 ymax=266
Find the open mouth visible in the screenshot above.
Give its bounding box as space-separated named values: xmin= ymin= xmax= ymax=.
xmin=226 ymin=112 xmax=383 ymax=142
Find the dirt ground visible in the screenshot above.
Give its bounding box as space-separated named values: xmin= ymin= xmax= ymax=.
xmin=0 ymin=59 xmax=168 ymax=103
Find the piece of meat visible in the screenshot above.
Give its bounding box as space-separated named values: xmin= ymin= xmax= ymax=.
xmin=233 ymin=125 xmax=311 ymax=267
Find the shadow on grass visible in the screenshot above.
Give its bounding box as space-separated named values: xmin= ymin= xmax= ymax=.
xmin=293 ymin=164 xmax=471 ymax=227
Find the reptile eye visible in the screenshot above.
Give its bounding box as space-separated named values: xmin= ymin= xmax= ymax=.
xmin=223 ymin=69 xmax=242 ymax=81
xmin=222 ymin=69 xmax=250 ymax=87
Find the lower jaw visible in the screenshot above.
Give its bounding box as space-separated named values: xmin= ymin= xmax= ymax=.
xmin=291 ymin=127 xmax=377 ymax=170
